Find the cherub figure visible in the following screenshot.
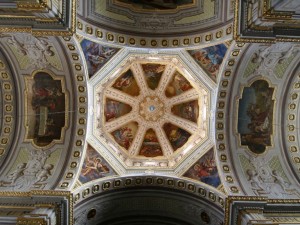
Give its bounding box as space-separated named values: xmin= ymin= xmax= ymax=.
xmin=7 ymin=163 xmax=27 ymax=183
xmin=35 ymin=164 xmax=54 ymax=183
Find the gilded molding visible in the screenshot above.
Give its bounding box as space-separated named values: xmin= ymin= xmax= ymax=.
xmin=0 ymin=0 xmax=76 ymax=36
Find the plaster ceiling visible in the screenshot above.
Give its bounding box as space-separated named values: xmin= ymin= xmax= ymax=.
xmin=0 ymin=1 xmax=300 ymax=224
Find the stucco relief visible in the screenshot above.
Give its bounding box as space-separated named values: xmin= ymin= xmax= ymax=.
xmin=239 ymin=155 xmax=299 ymax=198
xmin=1 ymin=148 xmax=61 ymax=191
xmin=251 ymin=43 xmax=299 ymax=76
xmin=1 ymin=34 xmax=63 ymax=70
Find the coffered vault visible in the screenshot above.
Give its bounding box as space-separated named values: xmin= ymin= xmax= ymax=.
xmin=0 ymin=1 xmax=300 ymax=225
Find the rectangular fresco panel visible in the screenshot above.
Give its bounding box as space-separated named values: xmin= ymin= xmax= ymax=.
xmin=183 ymin=148 xmax=221 ymax=188
xmin=188 ymin=43 xmax=228 ymax=82
xmin=79 ymin=145 xmax=116 ymax=184
xmin=25 ymin=72 xmax=67 ymax=147
xmin=238 ymin=80 xmax=274 ymax=154
xmin=81 ymin=39 xmax=119 ymax=78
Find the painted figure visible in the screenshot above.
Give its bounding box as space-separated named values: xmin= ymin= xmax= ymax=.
xmin=81 ymin=39 xmax=119 ymax=78
xmin=79 ymin=146 xmax=116 ymax=184
xmin=189 ymin=43 xmax=228 ymax=82
xmin=111 ymin=122 xmax=138 ymax=150
xmin=183 ymin=149 xmax=221 ymax=188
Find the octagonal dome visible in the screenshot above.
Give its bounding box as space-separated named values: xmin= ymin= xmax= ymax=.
xmin=91 ymin=52 xmax=212 ymax=171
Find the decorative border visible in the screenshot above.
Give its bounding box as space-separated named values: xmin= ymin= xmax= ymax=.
xmin=283 ymin=70 xmax=300 ymax=181
xmin=233 ymin=0 xmax=300 ymax=43
xmin=73 ymin=175 xmax=226 ymax=209
xmin=224 ymin=196 xmax=300 ymax=225
xmin=56 ymin=36 xmax=88 ymax=190
xmin=0 ymin=190 xmax=72 ymax=225
xmin=215 ymin=41 xmax=248 ymax=195
xmin=76 ymin=18 xmax=233 ymax=48
xmin=0 ymin=57 xmax=16 ymax=160
xmin=0 ymin=0 xmax=76 ymax=36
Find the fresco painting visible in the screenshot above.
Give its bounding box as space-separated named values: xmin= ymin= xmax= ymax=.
xmin=111 ymin=122 xmax=138 ymax=150
xmin=117 ymin=0 xmax=193 ymax=10
xmin=112 ymin=69 xmax=140 ymax=96
xmin=183 ymin=149 xmax=221 ymax=188
xmin=81 ymin=39 xmax=119 ymax=78
xmin=163 ymin=123 xmax=191 ymax=151
xmin=165 ymin=71 xmax=193 ymax=97
xmin=26 ymin=72 xmax=66 ymax=147
xmin=188 ymin=43 xmax=228 ymax=82
xmin=238 ymin=80 xmax=274 ymax=154
xmin=104 ymin=98 xmax=132 ymax=122
xmin=139 ymin=129 xmax=163 ymax=157
xmin=79 ymin=145 xmax=116 ymax=184
xmin=142 ymin=63 xmax=165 ymax=90
xmin=171 ymin=100 xmax=199 ymax=123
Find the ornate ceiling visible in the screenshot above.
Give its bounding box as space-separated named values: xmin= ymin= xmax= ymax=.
xmin=0 ymin=1 xmax=300 ymax=225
